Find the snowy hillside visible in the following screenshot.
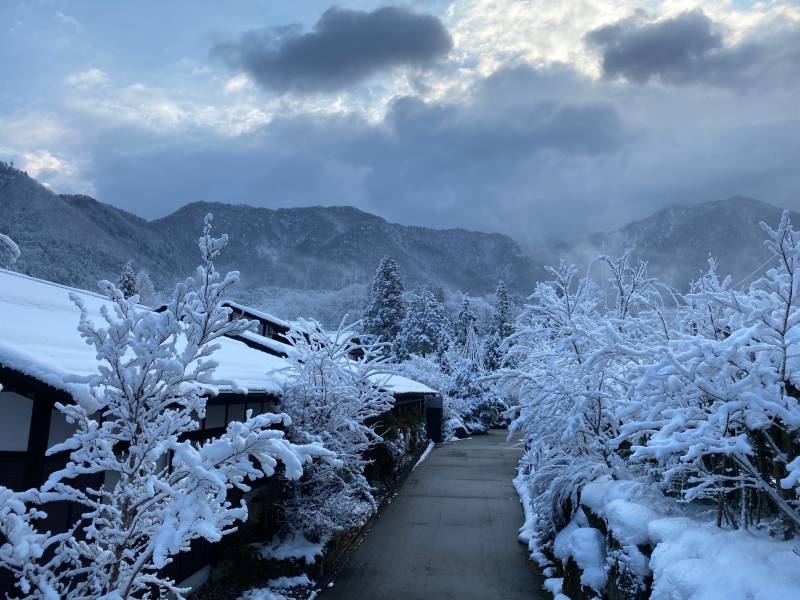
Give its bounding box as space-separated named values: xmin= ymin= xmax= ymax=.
xmin=552 ymin=197 xmax=797 ymax=289
xmin=0 ymin=163 xmax=543 ymax=298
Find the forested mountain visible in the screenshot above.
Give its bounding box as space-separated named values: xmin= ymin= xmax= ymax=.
xmin=0 ymin=163 xmax=542 ymax=295
xmin=552 ymin=197 xmax=797 ymax=290
xmin=1 ymin=161 xmax=795 ymax=310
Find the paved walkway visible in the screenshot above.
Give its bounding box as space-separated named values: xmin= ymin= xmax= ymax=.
xmin=321 ymin=430 xmax=547 ymax=600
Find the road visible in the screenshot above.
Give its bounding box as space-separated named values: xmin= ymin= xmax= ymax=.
xmin=320 ymin=430 xmax=547 ymax=600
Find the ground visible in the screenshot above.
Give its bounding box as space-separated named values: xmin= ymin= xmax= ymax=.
xmin=320 ymin=430 xmax=547 ymax=600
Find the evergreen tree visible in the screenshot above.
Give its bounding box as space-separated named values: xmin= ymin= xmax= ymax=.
xmin=117 ymin=260 xmax=138 ymax=299
xmin=134 ymin=269 xmax=157 ymax=306
xmin=362 ymin=256 xmax=405 ymax=347
xmin=0 ymin=232 xmax=20 ymax=267
xmin=394 ymin=288 xmax=450 ymax=360
xmin=454 ymin=296 xmax=477 ymax=348
xmin=484 ymin=280 xmax=514 ymax=370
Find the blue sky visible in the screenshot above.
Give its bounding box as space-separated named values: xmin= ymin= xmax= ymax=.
xmin=1 ymin=0 xmax=799 ymax=245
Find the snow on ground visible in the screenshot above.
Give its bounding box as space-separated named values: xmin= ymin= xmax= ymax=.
xmin=239 ymin=575 xmax=312 ymax=600
xmin=649 ymin=519 xmax=800 ymax=600
xmin=516 ymin=473 xmax=800 ymax=599
xmin=412 ymin=441 xmax=435 ymax=470
xmin=0 ymin=268 xmax=293 ymax=403
xmin=260 ymin=534 xmax=324 ymax=565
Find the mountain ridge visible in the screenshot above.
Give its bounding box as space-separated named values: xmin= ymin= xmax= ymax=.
xmin=1 ymin=161 xmax=794 ymax=311
xmin=0 ymin=163 xmax=544 ymax=295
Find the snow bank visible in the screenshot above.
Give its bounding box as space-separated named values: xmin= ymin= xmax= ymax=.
xmin=553 ymin=514 xmax=607 ymax=591
xmin=412 ymin=441 xmax=435 ymax=471
xmin=513 ymin=473 xmax=536 ymax=546
xmin=538 ymin=474 xmax=800 ymax=599
xmin=239 ymin=575 xmax=312 ymax=600
xmin=649 ymin=518 xmax=800 ymax=600
xmin=260 ymin=534 xmax=323 ymax=565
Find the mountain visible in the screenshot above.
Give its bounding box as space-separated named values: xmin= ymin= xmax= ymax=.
xmin=0 ymin=163 xmax=543 ymax=298
xmin=553 ymin=197 xmax=796 ymax=289
xmin=2 ymin=161 xmax=794 ymax=319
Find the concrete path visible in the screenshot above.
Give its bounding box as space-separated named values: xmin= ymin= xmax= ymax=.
xmin=320 ymin=430 xmax=547 ymax=600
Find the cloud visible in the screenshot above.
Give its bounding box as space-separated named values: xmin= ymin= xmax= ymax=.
xmin=212 ymin=6 xmax=453 ymax=94
xmin=586 ymin=10 xmax=800 ymax=88
xmin=66 ymin=68 xmax=110 ymax=89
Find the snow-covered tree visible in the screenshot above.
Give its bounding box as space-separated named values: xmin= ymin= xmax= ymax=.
xmin=0 ymin=232 xmax=20 ymax=267
xmin=393 ymin=288 xmax=451 ymax=361
xmin=279 ymin=321 xmax=394 ymax=543
xmin=0 ymin=214 xmax=333 ymax=599
xmin=625 ymin=213 xmax=800 ymax=530
xmin=362 ymin=256 xmax=405 ymax=349
xmin=484 ymin=281 xmax=514 ymax=370
xmin=134 ymin=269 xmax=157 ymax=306
xmin=454 ymin=296 xmax=477 ymax=348
xmin=117 ymin=260 xmax=138 ymax=299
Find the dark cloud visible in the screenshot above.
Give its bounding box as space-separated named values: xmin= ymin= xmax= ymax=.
xmin=212 ymin=6 xmax=452 ymax=94
xmin=587 ymin=10 xmax=800 ymax=88
xmin=85 ymin=65 xmax=636 ymax=242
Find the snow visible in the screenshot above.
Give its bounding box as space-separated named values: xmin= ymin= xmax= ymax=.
xmin=649 ymin=518 xmax=800 ymax=600
xmin=377 ymin=373 xmax=437 ymax=395
xmin=223 ymin=300 xmax=291 ymax=329
xmin=260 ymin=534 xmax=323 ymax=565
xmin=574 ymin=475 xmax=800 ymax=600
xmin=239 ymin=575 xmax=311 ymax=600
xmin=513 ymin=473 xmax=536 ymax=545
xmin=412 ymin=441 xmax=435 ymax=470
xmin=240 ymin=330 xmax=292 ymax=356
xmin=0 ymin=268 xmax=289 ymax=404
xmin=553 ymin=514 xmax=607 ymax=591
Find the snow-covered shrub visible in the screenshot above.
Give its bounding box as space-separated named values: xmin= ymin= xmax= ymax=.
xmin=507 ymin=214 xmax=800 ymax=597
xmin=279 ymin=321 xmax=394 ymax=544
xmin=624 ymin=213 xmax=800 ymax=531
xmin=500 ymin=256 xmax=670 ymax=577
xmin=0 ymin=214 xmax=333 ymax=600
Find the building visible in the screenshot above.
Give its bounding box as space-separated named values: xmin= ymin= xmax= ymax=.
xmin=0 ymin=268 xmax=442 ymax=593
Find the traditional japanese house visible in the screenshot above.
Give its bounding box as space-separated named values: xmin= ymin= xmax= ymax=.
xmin=0 ymin=268 xmax=293 ymax=592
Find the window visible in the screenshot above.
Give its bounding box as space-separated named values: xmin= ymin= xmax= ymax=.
xmin=205 ymin=404 xmax=226 ymax=429
xmin=227 ymin=402 xmax=246 ymax=423
xmin=48 ymin=408 xmax=77 ymax=449
xmin=0 ymin=392 xmax=33 ymax=451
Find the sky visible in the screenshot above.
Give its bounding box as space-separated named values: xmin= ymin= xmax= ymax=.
xmin=1 ymin=0 xmax=799 ymax=247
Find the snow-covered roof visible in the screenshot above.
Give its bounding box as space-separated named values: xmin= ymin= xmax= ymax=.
xmin=377 ymin=373 xmax=437 ymax=395
xmin=0 ymin=269 xmax=289 ymax=407
xmin=239 ymin=330 xmax=292 ymax=356
xmin=223 ymin=300 xmax=290 ymax=329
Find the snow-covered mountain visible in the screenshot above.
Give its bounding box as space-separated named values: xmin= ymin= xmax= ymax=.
xmin=1 ymin=161 xmax=794 ymax=306
xmin=0 ymin=163 xmax=542 ymax=295
xmin=551 ymin=196 xmax=797 ymax=290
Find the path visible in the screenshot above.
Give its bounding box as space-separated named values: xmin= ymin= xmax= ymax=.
xmin=320 ymin=430 xmax=547 ymax=600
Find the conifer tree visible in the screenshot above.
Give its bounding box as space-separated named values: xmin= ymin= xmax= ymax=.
xmin=362 ymin=256 xmax=405 ymax=348
xmin=455 ymin=296 xmax=477 ymax=348
xmin=394 ymin=288 xmax=450 ymax=360
xmin=0 ymin=233 xmax=20 ymax=268
xmin=484 ymin=281 xmax=514 ymax=370
xmin=135 ymin=269 xmax=157 ymax=306
xmin=117 ymin=260 xmax=138 ymax=299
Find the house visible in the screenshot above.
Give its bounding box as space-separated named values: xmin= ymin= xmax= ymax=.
xmin=0 ymin=269 xmax=294 ymax=591
xmin=220 ymin=299 xmax=443 ymax=442
xmin=0 ymin=268 xmax=442 ymax=593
